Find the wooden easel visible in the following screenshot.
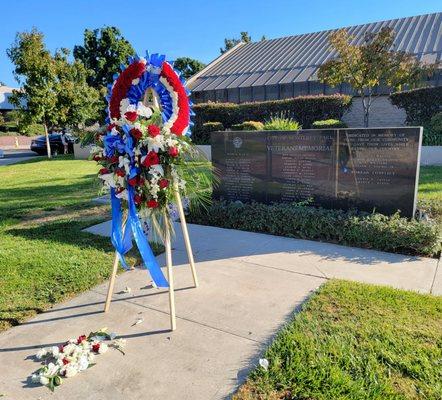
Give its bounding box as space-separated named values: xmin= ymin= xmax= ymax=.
xmin=103 ymin=182 xmax=198 ymax=331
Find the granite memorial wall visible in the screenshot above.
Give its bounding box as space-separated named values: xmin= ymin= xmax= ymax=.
xmin=211 ymin=128 xmax=422 ymax=218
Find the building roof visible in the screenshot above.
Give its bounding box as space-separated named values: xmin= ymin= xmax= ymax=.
xmin=188 ymin=12 xmax=442 ymax=92
xmin=0 ymin=86 xmax=18 ymax=110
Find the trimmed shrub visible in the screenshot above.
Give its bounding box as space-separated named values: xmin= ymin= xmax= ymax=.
xmin=188 ymin=201 xmax=441 ymax=257
xmin=423 ymin=113 xmax=442 ymax=146
xmin=390 ymin=86 xmax=442 ymax=126
xmin=264 ymin=117 xmax=300 ymax=130
xmin=192 ymin=94 xmax=352 ymax=132
xmin=192 ymin=121 xmax=224 ymax=145
xmin=231 ymin=121 xmax=264 ymax=131
xmin=312 ymin=119 xmax=348 ymax=129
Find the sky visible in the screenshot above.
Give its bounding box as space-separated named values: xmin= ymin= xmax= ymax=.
xmin=0 ymin=0 xmax=440 ymax=87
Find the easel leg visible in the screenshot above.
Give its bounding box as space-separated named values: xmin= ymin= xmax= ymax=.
xmin=174 ymin=185 xmax=199 ymax=288
xmin=104 ymin=251 xmax=119 ymax=313
xmin=164 ymin=213 xmax=176 ymax=331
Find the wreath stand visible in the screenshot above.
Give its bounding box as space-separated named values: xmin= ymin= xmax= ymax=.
xmin=103 ymin=181 xmax=198 ymax=331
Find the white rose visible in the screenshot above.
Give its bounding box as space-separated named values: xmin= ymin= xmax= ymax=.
xmin=46 ymin=362 xmax=59 ymax=376
xmin=64 ymin=365 xmax=78 ymax=378
xmin=51 ymin=346 xmax=60 ymax=357
xmin=36 ymin=348 xmax=47 ymax=360
xmin=78 ymin=355 xmax=89 ymax=371
xmin=39 ymin=376 xmax=49 ymax=385
xmin=98 ymin=343 xmax=108 ymax=354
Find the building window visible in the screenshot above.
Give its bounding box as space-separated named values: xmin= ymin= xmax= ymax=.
xmin=227 ymin=88 xmax=239 ymax=103
xmin=280 ymin=83 xmax=294 ymax=99
xmin=239 ymin=87 xmax=252 ymax=103
xmin=266 ymin=84 xmax=279 ymax=100
xmin=253 ymin=86 xmax=265 ymax=102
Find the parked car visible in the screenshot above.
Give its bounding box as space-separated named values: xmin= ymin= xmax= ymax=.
xmin=30 ymin=133 xmax=75 ymax=156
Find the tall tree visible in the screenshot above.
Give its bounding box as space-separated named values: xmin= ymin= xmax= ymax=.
xmin=220 ymin=31 xmax=252 ymax=54
xmin=173 ymin=57 xmax=206 ymax=79
xmin=73 ymin=26 xmax=135 ymax=90
xmin=7 ymin=29 xmax=100 ymax=158
xmin=318 ymin=27 xmax=433 ymax=127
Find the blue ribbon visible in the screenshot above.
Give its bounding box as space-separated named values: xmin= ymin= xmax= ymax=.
xmin=110 ymin=187 xmax=169 ymax=288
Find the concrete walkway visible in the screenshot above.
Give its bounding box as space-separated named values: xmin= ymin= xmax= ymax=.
xmin=0 ymin=223 xmax=440 ymax=400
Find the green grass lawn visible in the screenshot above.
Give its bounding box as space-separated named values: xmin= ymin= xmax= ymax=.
xmin=0 ymin=156 xmax=161 ymax=332
xmin=418 ymin=166 xmax=442 ymax=223
xmin=235 ymin=280 xmax=442 ymax=400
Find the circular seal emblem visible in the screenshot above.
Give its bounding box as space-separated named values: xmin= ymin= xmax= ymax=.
xmin=233 ymin=137 xmax=243 ymax=149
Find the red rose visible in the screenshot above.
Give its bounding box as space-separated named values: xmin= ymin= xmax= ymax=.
xmin=128 ymin=176 xmax=138 ymax=186
xmin=99 ymin=168 xmax=110 ymax=175
xmin=168 ymin=147 xmax=179 ymax=157
xmin=142 ymin=151 xmax=159 ymax=167
xmin=92 ymin=343 xmax=100 ymax=353
xmin=93 ymin=154 xmax=101 ymax=161
xmin=147 ymin=199 xmax=159 ymax=208
xmin=138 ymin=176 xmax=145 ymax=186
xmin=62 ymin=358 xmax=69 ymax=365
xmin=134 ymin=194 xmax=143 ymax=205
xmin=159 ymin=179 xmax=169 ymax=189
xmin=116 ymin=169 xmax=126 ymax=177
xmin=130 ymin=128 xmax=143 ymax=140
xmin=108 ymin=155 xmax=119 ymax=164
xmin=77 ymin=335 xmax=87 ymax=344
xmin=107 ymin=123 xmax=116 ymax=132
xmin=147 ymin=124 xmax=161 ymax=137
xmin=116 ymin=187 xmax=125 ymax=194
xmin=125 ymin=111 xmax=138 ymax=122
xmin=58 ymin=345 xmax=64 ymax=353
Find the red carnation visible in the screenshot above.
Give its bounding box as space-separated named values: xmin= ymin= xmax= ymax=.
xmin=99 ymin=168 xmax=110 ymax=175
xmin=92 ymin=343 xmax=100 ymax=353
xmin=108 ymin=155 xmax=119 ymax=164
xmin=147 ymin=124 xmax=161 ymax=137
xmin=107 ymin=123 xmax=116 ymax=132
xmin=93 ymin=154 xmax=102 ymax=161
xmin=159 ymin=179 xmax=169 ymax=189
xmin=130 ymin=128 xmax=143 ymax=140
xmin=125 ymin=111 xmax=138 ymax=122
xmin=134 ymin=194 xmax=143 ymax=205
xmin=128 ymin=176 xmax=138 ymax=186
xmin=142 ymin=151 xmax=159 ymax=167
xmin=62 ymin=358 xmax=70 ymax=365
xmin=147 ymin=199 xmax=159 ymax=208
xmin=168 ymin=147 xmax=179 ymax=157
xmin=77 ymin=335 xmax=87 ymax=344
xmin=116 ymin=169 xmax=126 ymax=177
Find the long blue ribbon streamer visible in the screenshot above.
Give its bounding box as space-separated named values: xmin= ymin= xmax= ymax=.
xmin=110 ymin=187 xmax=169 ymax=288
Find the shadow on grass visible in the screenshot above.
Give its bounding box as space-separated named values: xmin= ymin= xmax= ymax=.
xmin=5 ymin=218 xmax=114 ymax=253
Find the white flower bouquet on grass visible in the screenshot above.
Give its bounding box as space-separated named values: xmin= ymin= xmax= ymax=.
xmin=30 ymin=328 xmax=126 ymax=391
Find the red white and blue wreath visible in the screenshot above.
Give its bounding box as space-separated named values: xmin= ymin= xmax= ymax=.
xmin=91 ymin=52 xmax=206 ymax=288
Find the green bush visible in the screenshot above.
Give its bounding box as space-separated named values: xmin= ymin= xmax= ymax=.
xmin=188 ymin=201 xmax=441 ymax=257
xmin=423 ymin=112 xmax=442 ymax=146
xmin=191 ymin=121 xmax=224 ymax=145
xmin=231 ymin=121 xmax=264 ymax=131
xmin=312 ymin=119 xmax=348 ymax=128
xmin=390 ymin=86 xmax=442 ymax=126
xmin=192 ymin=94 xmax=352 ymax=132
xmin=264 ymin=116 xmax=300 ymax=130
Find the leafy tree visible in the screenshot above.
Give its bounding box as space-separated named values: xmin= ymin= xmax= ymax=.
xmin=7 ymin=29 xmax=100 ymax=158
xmin=73 ymin=26 xmax=135 ymax=90
xmin=318 ymin=27 xmax=433 ymax=127
xmin=220 ymin=31 xmax=252 ymax=54
xmin=0 ymin=81 xmax=6 ymax=86
xmin=173 ymin=57 xmax=206 ymax=79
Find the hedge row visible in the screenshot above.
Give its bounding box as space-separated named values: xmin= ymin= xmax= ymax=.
xmin=187 ymin=201 xmax=441 ymax=257
xmin=390 ymin=86 xmax=442 ymax=126
xmin=192 ymin=94 xmax=352 ymax=133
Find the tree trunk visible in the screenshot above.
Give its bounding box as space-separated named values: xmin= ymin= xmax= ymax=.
xmin=44 ymin=123 xmax=52 ymax=159
xmin=361 ymin=94 xmax=372 ymax=128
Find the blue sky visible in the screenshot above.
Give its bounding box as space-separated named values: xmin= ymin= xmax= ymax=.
xmin=1 ymin=0 xmax=440 ymax=86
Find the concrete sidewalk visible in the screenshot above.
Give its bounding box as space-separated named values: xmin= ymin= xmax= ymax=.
xmin=0 ymin=223 xmax=440 ymax=400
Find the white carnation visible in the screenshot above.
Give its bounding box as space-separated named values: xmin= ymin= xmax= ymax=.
xmin=36 ymin=348 xmax=47 ymax=360
xmin=64 ymin=364 xmax=78 ymax=378
xmin=39 ymin=376 xmax=49 ymax=385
